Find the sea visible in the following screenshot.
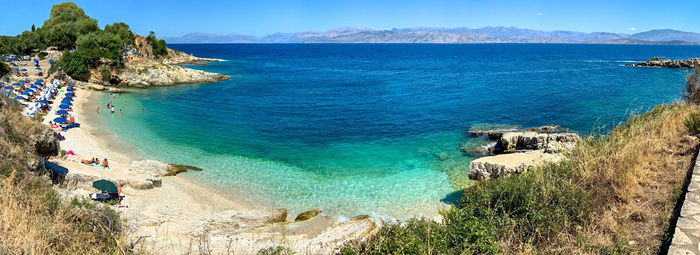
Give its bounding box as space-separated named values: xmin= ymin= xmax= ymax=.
xmin=94 ymin=43 xmax=700 ymax=219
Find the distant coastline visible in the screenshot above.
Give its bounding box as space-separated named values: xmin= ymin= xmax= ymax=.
xmin=163 ymin=27 xmax=700 ymax=44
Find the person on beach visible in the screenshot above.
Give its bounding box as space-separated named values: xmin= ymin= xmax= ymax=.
xmin=96 ymin=106 xmax=100 ymax=113
xmin=111 ymin=106 xmax=115 ymax=113
xmin=102 ymin=158 xmax=109 ymax=169
xmin=119 ymin=109 xmax=122 ymax=116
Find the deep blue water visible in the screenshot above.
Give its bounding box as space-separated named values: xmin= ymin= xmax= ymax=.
xmin=97 ymin=44 xmax=699 ymax=218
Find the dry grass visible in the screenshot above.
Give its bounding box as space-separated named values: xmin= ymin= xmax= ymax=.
xmin=567 ymin=102 xmax=698 ymax=253
xmin=0 ymin=96 xmax=134 ymax=254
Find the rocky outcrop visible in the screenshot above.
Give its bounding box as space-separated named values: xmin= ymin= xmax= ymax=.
xmin=627 ymin=58 xmax=699 ymax=68
xmin=295 ymin=209 xmax=322 ymax=222
xmin=161 ymin=48 xmax=220 ymax=65
xmin=468 ymin=150 xmax=565 ymax=180
xmin=126 ymin=160 xmax=173 ymax=177
xmin=467 ymin=125 xmax=580 ymax=180
xmin=497 ymin=132 xmax=580 ymax=153
xmin=32 ymin=131 xmax=60 ymax=160
xmin=117 ymin=64 xmax=228 ymax=87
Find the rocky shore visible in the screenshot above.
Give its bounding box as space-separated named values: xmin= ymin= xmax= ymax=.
xmin=627 ymin=58 xmax=699 ymax=68
xmin=115 ymin=63 xmax=228 ymax=87
xmin=466 ymin=125 xmax=580 ymax=180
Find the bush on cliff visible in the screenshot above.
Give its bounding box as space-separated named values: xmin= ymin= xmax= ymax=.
xmin=342 ymin=102 xmax=698 ymax=254
xmin=0 ymin=95 xmax=132 ymax=254
xmin=146 ymin=31 xmax=168 ymax=58
xmin=0 ymin=61 xmax=10 ymax=77
xmin=687 ymin=63 xmax=700 ymax=104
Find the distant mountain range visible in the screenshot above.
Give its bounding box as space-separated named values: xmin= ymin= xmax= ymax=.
xmin=163 ymin=27 xmax=700 ymax=44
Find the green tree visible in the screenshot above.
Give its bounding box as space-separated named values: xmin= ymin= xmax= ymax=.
xmin=76 ymin=31 xmax=122 ymax=64
xmin=0 ymin=62 xmax=11 ymax=77
xmin=57 ymin=50 xmax=91 ymax=81
xmin=41 ymin=2 xmax=99 ymax=49
xmin=15 ymin=31 xmax=40 ymax=54
xmin=104 ymin=22 xmax=135 ymax=45
xmin=146 ymin=31 xmax=168 ymax=58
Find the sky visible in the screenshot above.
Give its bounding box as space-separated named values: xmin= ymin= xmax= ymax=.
xmin=0 ymin=0 xmax=699 ymax=37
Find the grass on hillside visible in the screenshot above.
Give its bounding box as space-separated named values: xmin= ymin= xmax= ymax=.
xmin=341 ymin=102 xmax=699 ymax=254
xmin=0 ymin=96 xmax=134 ymax=254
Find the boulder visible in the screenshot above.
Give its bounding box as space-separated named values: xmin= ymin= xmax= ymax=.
xmin=295 ymin=209 xmax=322 ymax=222
xmin=31 ymin=131 xmax=59 ymax=159
xmin=468 ymin=150 xmax=565 ymax=180
xmin=127 ymin=160 xmax=172 ymax=177
xmin=87 ymin=84 xmax=106 ymax=91
xmin=496 ymin=132 xmax=579 ymax=154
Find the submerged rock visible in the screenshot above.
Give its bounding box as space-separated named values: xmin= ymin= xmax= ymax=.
xmin=295 ymin=209 xmax=322 ymax=222
xmin=468 ymin=150 xmax=565 ymax=180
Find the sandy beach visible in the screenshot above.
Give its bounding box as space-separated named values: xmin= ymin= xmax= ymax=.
xmin=43 ymin=85 xmax=378 ymax=254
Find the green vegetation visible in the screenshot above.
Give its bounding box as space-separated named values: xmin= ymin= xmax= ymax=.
xmin=343 ymin=101 xmax=699 ymax=254
xmin=104 ymin=22 xmax=136 ymax=46
xmin=101 ymin=69 xmax=112 ymax=82
xmin=147 ymin=31 xmax=168 ymax=58
xmin=0 ymin=2 xmax=170 ymax=81
xmin=0 ymin=61 xmax=10 ymax=77
xmin=686 ymin=62 xmax=700 ymax=104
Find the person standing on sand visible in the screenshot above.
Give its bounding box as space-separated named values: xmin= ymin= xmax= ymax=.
xmin=96 ymin=106 xmax=100 ymax=113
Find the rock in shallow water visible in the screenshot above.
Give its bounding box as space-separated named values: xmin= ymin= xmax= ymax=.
xmin=468 ymin=150 xmax=565 ymax=180
xmin=295 ymin=209 xmax=322 ymax=222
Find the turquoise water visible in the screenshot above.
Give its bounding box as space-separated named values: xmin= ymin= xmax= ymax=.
xmin=97 ymin=44 xmax=698 ymax=218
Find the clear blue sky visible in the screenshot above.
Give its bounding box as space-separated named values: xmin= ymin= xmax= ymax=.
xmin=1 ymin=0 xmax=698 ymax=37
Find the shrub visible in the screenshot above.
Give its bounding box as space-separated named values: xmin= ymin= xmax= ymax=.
xmin=686 ymin=68 xmax=700 ymax=104
xmin=57 ymin=50 xmax=90 ymax=81
xmin=684 ymin=112 xmax=700 ymax=134
xmin=0 ymin=61 xmax=10 ymax=77
xmin=100 ymin=69 xmax=111 ymax=81
xmin=146 ymin=31 xmax=168 ymax=58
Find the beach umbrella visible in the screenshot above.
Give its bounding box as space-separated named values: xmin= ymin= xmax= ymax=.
xmin=66 ymin=88 xmax=75 ymax=91
xmin=30 ymin=85 xmax=38 ymax=89
xmin=56 ymin=110 xmax=68 ymax=115
xmin=53 ymin=117 xmax=67 ymax=123
xmin=4 ymin=86 xmax=13 ymax=90
xmin=69 ymin=82 xmax=75 ymax=86
xmin=59 ymin=104 xmax=70 ymax=109
xmin=14 ymin=96 xmax=24 ymax=100
xmin=39 ymin=100 xmax=48 ymax=104
xmin=21 ymin=69 xmax=27 ymax=71
xmin=92 ymin=180 xmax=118 ymax=194
xmin=65 ymin=93 xmax=74 ymax=97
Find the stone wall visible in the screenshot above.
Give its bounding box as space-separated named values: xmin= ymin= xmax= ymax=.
xmin=669 ymin=152 xmax=700 ymax=254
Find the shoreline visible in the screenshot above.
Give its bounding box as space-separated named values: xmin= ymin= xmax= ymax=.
xmin=50 ymin=85 xmax=379 ymax=254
